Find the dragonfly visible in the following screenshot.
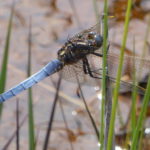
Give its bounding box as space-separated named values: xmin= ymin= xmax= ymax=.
xmin=0 ymin=23 xmax=149 ymax=102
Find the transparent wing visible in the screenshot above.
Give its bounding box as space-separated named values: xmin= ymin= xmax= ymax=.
xmin=61 ymin=53 xmax=149 ymax=95
xmin=61 ymin=56 xmax=101 ymax=86
xmin=68 ymin=22 xmax=102 ymax=43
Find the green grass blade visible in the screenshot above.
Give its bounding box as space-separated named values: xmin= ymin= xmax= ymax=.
xmin=136 ymin=17 xmax=150 ymax=150
xmin=124 ymin=37 xmax=137 ymax=149
xmin=130 ymin=16 xmax=150 ymax=149
xmin=131 ymin=76 xmax=150 ymax=150
xmin=100 ymin=0 xmax=108 ymax=149
xmin=131 ymin=37 xmax=138 ymax=133
xmin=0 ymin=4 xmax=15 ymax=116
xmin=106 ymin=0 xmax=132 ymax=149
xmin=27 ymin=18 xmax=35 ymax=150
xmin=28 ymin=89 xmax=35 ymax=150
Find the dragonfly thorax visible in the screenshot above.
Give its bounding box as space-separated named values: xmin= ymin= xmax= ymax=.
xmin=57 ymin=32 xmax=103 ymax=65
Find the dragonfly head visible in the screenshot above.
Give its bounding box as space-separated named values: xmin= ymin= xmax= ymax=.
xmin=87 ymin=32 xmax=103 ymax=48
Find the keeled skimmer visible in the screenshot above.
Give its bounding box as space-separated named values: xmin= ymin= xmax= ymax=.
xmin=0 ymin=22 xmax=149 ymax=102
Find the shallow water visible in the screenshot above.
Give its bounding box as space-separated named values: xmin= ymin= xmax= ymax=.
xmin=0 ymin=0 xmax=150 ymax=149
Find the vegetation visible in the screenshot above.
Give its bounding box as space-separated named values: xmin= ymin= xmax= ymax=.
xmin=0 ymin=0 xmax=149 ymax=149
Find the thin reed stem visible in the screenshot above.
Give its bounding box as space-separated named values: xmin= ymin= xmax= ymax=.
xmin=107 ymin=0 xmax=132 ymax=149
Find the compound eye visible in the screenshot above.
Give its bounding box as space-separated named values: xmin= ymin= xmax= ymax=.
xmin=94 ymin=34 xmax=103 ymax=47
xmin=87 ymin=32 xmax=96 ymax=39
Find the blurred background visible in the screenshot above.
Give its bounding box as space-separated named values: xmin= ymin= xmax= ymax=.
xmin=0 ymin=0 xmax=150 ymax=150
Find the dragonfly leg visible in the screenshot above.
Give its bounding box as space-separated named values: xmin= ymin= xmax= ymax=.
xmin=91 ymin=44 xmax=109 ymax=57
xmin=91 ymin=52 xmax=103 ymax=57
xmin=83 ymin=57 xmax=101 ymax=79
xmin=82 ymin=59 xmax=88 ymax=74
